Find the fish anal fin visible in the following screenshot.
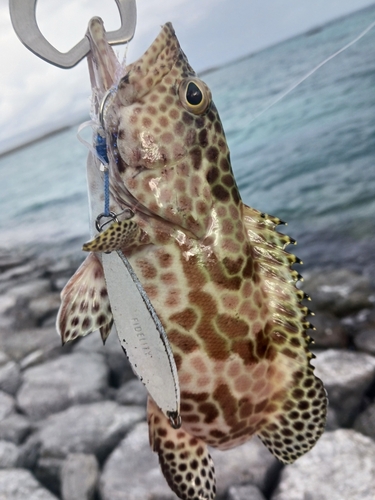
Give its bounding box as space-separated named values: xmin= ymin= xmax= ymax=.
xmin=82 ymin=219 xmax=141 ymax=253
xmin=258 ymin=366 xmax=327 ymax=464
xmin=56 ymin=252 xmax=113 ymax=344
xmin=147 ymin=397 xmax=216 ymax=500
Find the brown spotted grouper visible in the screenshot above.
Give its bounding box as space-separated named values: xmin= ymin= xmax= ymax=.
xmin=57 ymin=19 xmax=327 ymax=500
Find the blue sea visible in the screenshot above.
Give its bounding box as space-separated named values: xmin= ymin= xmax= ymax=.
xmin=1 ymin=5 xmax=375 ymax=278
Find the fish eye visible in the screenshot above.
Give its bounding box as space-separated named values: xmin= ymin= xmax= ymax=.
xmin=186 ymin=82 xmax=202 ymax=105
xmin=179 ymin=78 xmax=212 ymax=115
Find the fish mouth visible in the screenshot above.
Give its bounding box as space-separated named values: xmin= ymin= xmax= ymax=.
xmin=86 ymin=20 xmax=190 ymax=120
xmin=87 ymin=21 xmax=198 ymax=232
xmin=110 ymin=22 xmax=195 ymax=172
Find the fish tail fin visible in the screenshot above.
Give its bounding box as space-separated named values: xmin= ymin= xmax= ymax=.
xmin=56 ymin=252 xmax=113 ymax=345
xmin=257 ymin=363 xmax=327 ymax=463
xmin=147 ymin=397 xmax=216 ymax=500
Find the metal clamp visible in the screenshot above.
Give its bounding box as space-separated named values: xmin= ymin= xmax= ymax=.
xmin=9 ymin=0 xmax=137 ymax=68
xmin=95 ymin=211 xmax=119 ymax=232
xmin=168 ymin=411 xmax=182 ymax=429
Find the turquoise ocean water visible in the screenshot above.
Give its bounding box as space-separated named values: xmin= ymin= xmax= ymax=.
xmin=1 ymin=5 xmax=375 ymax=277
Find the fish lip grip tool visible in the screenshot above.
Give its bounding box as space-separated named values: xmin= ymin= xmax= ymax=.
xmin=9 ymin=0 xmax=137 ymax=68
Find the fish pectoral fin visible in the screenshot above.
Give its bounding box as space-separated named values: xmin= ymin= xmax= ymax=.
xmin=56 ymin=252 xmax=113 ymax=345
xmin=82 ymin=219 xmax=141 ymax=253
xmin=147 ymin=397 xmax=216 ymax=500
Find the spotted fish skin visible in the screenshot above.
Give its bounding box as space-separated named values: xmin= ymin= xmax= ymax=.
xmin=58 ymin=20 xmax=327 ymax=500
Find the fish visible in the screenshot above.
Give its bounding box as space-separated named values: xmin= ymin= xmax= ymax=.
xmin=57 ymin=17 xmax=327 ymax=500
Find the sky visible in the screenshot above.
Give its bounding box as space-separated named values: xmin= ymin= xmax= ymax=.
xmin=1 ymin=0 xmax=375 ymax=154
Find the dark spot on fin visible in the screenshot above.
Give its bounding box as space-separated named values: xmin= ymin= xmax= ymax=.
xmin=258 ymin=370 xmax=327 ymax=464
xmin=56 ymin=253 xmax=113 ymax=345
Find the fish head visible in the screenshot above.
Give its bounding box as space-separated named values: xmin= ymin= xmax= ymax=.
xmin=104 ymin=23 xmax=240 ymax=238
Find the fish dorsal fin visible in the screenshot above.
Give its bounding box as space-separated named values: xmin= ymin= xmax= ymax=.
xmin=242 ymin=203 xmax=308 ymax=341
xmin=242 ymin=204 xmax=327 ymax=463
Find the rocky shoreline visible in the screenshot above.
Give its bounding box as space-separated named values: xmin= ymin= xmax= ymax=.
xmin=0 ymin=246 xmax=374 ymax=499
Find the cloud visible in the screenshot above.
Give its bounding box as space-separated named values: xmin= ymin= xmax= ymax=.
xmin=1 ymin=0 xmax=374 ymax=153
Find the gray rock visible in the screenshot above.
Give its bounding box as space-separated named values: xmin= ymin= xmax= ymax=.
xmin=0 ymin=390 xmax=15 ymax=420
xmin=210 ymin=437 xmax=280 ymax=496
xmin=100 ymin=422 xmax=177 ymax=500
xmin=7 ymin=280 xmax=51 ymax=303
xmin=304 ymin=269 xmax=373 ymax=316
xmin=38 ymin=401 xmax=144 ymax=460
xmin=354 ymin=328 xmax=375 ymax=355
xmin=17 ymin=352 xmax=109 ymax=420
xmin=313 ymin=349 xmax=375 ymax=425
xmin=0 ymin=263 xmax=39 ymax=291
xmin=74 ymin=329 xmax=134 ymax=386
xmin=72 ymin=330 xmax=107 ymax=357
xmin=0 ymin=413 xmax=32 ymax=444
xmin=45 ymin=255 xmax=82 ymax=284
xmin=61 ymin=453 xmax=99 ymax=500
xmin=0 ymin=251 xmax=28 ymax=273
xmin=325 ymin=406 xmax=340 ymax=431
xmin=227 ymin=484 xmax=266 ymax=500
xmin=100 ymin=422 xmax=279 ymax=500
xmin=0 ymin=440 xmax=19 ymax=468
xmin=2 ymin=280 xmax=53 ymax=329
xmin=0 ymin=326 xmax=63 ymax=363
xmin=271 ymin=429 xmax=375 ymax=500
xmin=52 ymin=276 xmax=70 ymax=292
xmin=28 ymin=293 xmax=61 ymax=327
xmin=116 ymin=378 xmax=148 ymax=406
xmin=354 ymin=402 xmax=375 ymax=440
xmin=34 ymin=402 xmax=144 ymax=493
xmin=310 ymin=312 xmax=348 ymax=348
xmin=0 ymin=294 xmax=16 ymax=313
xmin=41 ymin=315 xmax=59 ymax=328
xmin=17 ymin=433 xmax=42 ymax=471
xmin=2 ymin=296 xmax=32 ymax=330
xmin=366 ymin=307 xmax=375 ymax=325
xmin=0 ymin=468 xmax=58 ymax=499
xmin=0 ymin=351 xmax=21 ymax=395
xmin=104 ymin=328 xmax=136 ymax=385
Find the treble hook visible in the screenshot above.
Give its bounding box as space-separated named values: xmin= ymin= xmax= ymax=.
xmin=9 ymin=0 xmax=137 ymax=68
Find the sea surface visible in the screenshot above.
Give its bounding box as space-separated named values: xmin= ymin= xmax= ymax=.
xmin=1 ymin=5 xmax=375 ymax=277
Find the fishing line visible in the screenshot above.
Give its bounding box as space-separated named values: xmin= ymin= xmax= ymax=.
xmin=77 ymin=120 xmax=111 ymax=216
xmin=77 ymin=121 xmax=108 ymax=165
xmin=249 ymin=19 xmax=375 ymax=124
